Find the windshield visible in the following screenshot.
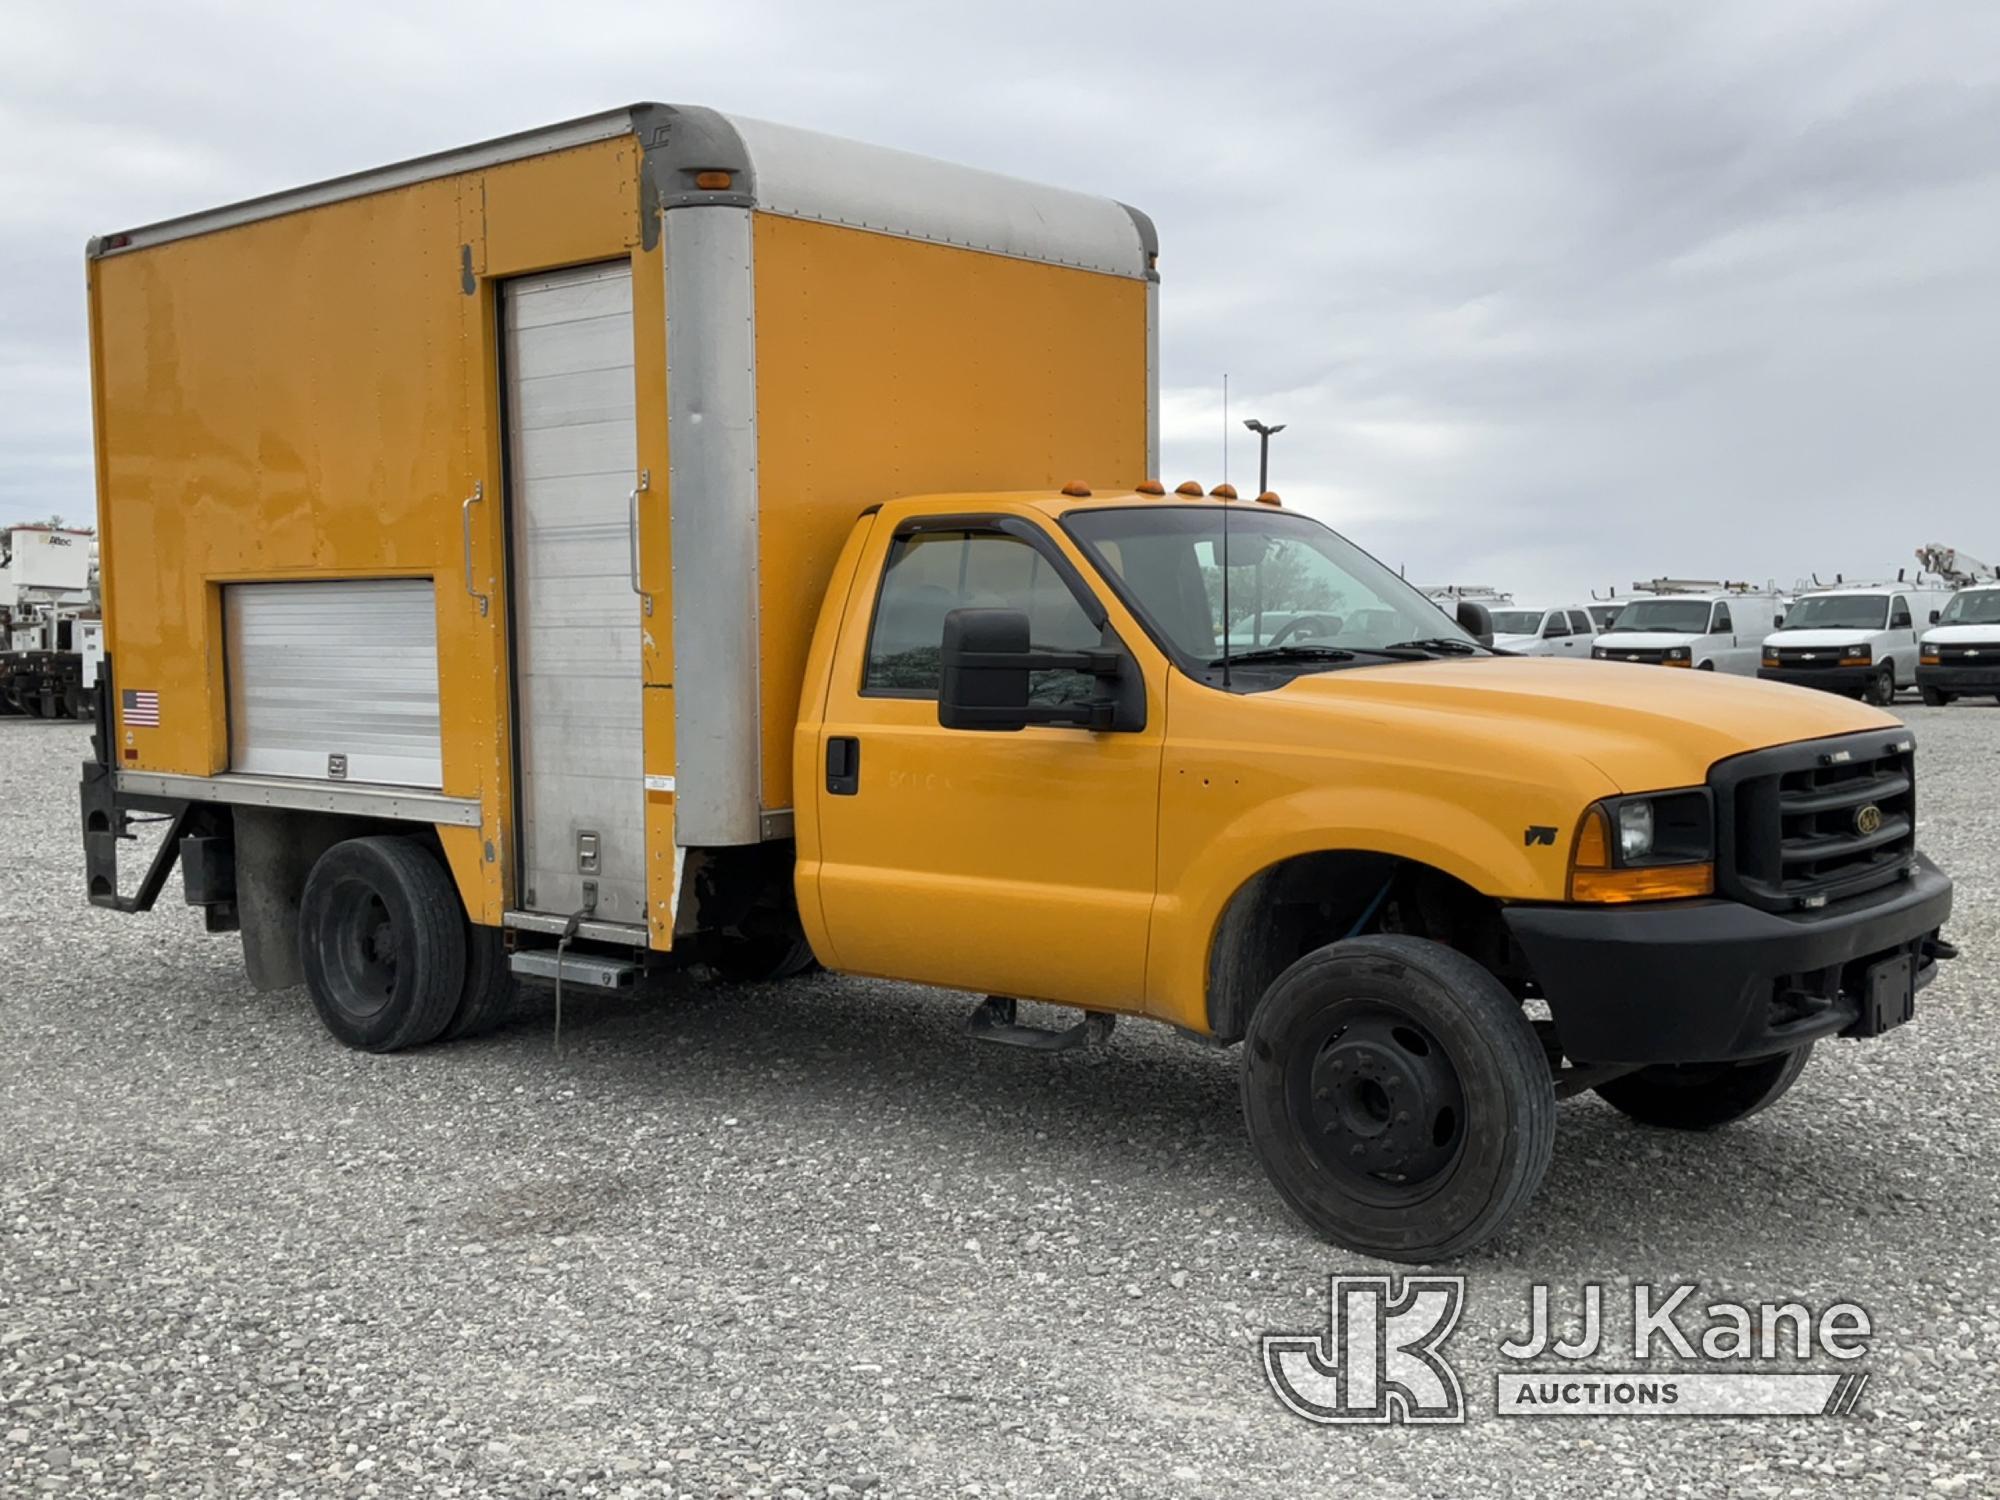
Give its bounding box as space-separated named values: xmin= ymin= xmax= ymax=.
xmin=1063 ymin=506 xmax=1480 ymax=668
xmin=1940 ymin=589 xmax=2000 ymax=625
xmin=1588 ymin=605 xmax=1622 ymax=628
xmin=1489 ymin=610 xmax=1545 ymax=635
xmin=1606 ymin=599 xmax=1712 ymax=634
xmin=1776 ymin=594 xmax=1888 ymax=631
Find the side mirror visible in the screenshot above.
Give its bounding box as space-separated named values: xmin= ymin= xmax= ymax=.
xmin=938 ymin=608 xmax=1138 ymax=732
xmin=1455 ymin=599 xmax=1494 ymax=648
xmin=1931 ymin=609 xmax=1942 ymax=624
xmin=1774 ymin=612 xmax=1785 ymax=627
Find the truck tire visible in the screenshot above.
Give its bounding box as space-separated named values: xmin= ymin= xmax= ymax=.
xmin=439 ymin=923 xmax=515 ymax=1041
xmin=1592 ymin=1045 xmax=1811 ymax=1129
xmin=298 ymin=836 xmax=466 ymax=1052
xmin=1240 ymin=934 xmax=1555 ymax=1263
xmin=62 ymin=683 xmax=84 ymax=718
xmin=1919 ymin=686 xmax=1951 ymax=707
xmin=1863 ymin=668 xmax=1894 ymax=707
xmin=702 ymin=930 xmax=819 ymax=983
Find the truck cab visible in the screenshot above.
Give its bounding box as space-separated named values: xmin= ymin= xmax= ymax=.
xmin=1487 ymin=605 xmax=1597 ymax=657
xmin=1591 ymin=586 xmax=1781 ymax=674
xmin=1760 ymin=584 xmax=1947 ymax=704
xmin=1918 ymin=584 xmax=2000 ymax=705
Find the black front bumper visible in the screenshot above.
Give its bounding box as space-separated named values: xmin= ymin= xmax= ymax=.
xmin=1758 ymin=665 xmax=1874 ymax=694
xmin=1505 ymin=857 xmax=1952 ymax=1064
xmin=1917 ymin=664 xmax=2000 ymax=694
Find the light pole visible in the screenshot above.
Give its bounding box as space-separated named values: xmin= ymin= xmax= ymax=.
xmin=1242 ymin=418 xmax=1286 ymax=495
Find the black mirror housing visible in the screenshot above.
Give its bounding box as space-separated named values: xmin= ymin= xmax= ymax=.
xmin=937 ymin=608 xmax=1144 ymax=733
xmin=1455 ymin=598 xmax=1494 ymax=648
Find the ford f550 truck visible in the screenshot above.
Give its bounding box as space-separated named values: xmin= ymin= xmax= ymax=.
xmin=81 ymin=106 xmax=1955 ymax=1260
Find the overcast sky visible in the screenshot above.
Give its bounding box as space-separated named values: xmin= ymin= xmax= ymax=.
xmin=5 ymin=0 xmax=1997 ymax=602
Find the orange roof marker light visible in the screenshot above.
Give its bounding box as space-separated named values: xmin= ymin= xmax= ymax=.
xmin=1209 ymin=483 xmax=1238 ymax=500
xmin=1135 ymin=479 xmax=1166 ymax=495
xmin=1060 ymin=480 xmax=1092 ymax=497
xmin=1174 ymin=480 xmax=1204 ymax=497
xmin=1255 ymin=491 xmax=1282 ymax=507
xmin=694 ymin=170 xmax=734 ymax=190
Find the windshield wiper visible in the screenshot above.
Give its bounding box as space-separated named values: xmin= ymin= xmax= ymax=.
xmin=1207 ymin=644 xmax=1357 ymax=667
xmin=1380 ymin=638 xmax=1483 ymax=656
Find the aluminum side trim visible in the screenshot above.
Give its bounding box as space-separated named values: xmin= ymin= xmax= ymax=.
xmin=115 ymin=771 xmax=482 ymax=826
xmin=503 ymin=910 xmax=651 ymax=946
xmin=665 ymin=205 xmax=764 ymax=846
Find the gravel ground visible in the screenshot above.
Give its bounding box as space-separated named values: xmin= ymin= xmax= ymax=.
xmin=3 ymin=707 xmax=1996 ymax=1498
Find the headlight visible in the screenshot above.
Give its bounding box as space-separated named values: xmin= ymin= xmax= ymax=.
xmin=1663 ymin=646 xmax=1691 ymax=662
xmin=1592 ymin=647 xmax=1609 ymax=659
xmin=1839 ymin=643 xmax=1872 ymax=666
xmin=1762 ymin=652 xmax=1780 ymax=667
xmin=1569 ymin=790 xmax=1714 ymax=903
xmin=1617 ymin=801 xmax=1654 ymax=861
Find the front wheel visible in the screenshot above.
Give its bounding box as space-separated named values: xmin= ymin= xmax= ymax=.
xmin=1592 ymin=1045 xmax=1811 ymax=1129
xmin=1240 ymin=935 xmax=1555 ymax=1263
xmin=1919 ymin=686 xmax=1951 ymax=707
xmin=1863 ymin=668 xmax=1895 ymax=707
xmin=299 ymin=836 xmax=467 ymax=1052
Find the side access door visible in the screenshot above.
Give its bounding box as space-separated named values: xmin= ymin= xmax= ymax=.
xmin=1887 ymin=594 xmax=1917 ymax=684
xmin=808 ymin=515 xmax=1165 ymax=1009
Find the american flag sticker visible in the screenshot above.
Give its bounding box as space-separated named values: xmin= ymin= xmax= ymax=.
xmin=121 ymin=689 xmax=160 ymax=728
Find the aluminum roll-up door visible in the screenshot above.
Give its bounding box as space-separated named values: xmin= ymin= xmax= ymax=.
xmin=224 ymin=578 xmax=443 ymax=787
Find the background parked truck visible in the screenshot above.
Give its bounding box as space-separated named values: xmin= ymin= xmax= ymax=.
xmin=82 ymin=105 xmax=1955 ymax=1261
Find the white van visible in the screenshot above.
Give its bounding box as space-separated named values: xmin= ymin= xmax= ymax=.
xmin=1917 ymin=583 xmax=2000 ymax=706
xmin=1759 ymin=584 xmax=1949 ymax=705
xmin=1488 ymin=604 xmax=1598 ymax=657
xmin=1590 ymin=586 xmax=1783 ymax=675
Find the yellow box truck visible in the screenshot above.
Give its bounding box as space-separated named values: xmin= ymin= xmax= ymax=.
xmin=82 ymin=105 xmax=1954 ymax=1260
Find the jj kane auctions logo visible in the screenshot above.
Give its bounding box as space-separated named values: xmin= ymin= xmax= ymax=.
xmin=1263 ymin=1277 xmax=1873 ymax=1423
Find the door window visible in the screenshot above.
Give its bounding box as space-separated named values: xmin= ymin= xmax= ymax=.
xmin=1711 ymin=603 xmax=1734 ymax=634
xmin=1889 ymin=597 xmax=1913 ymax=630
xmin=864 ymin=529 xmax=1100 ymax=703
xmin=1568 ymin=610 xmax=1594 ymax=635
xmin=1543 ymin=612 xmax=1571 ymax=638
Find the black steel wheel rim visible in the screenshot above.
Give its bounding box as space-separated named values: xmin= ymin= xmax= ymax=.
xmin=322 ymin=877 xmax=399 ymax=1020
xmin=1286 ymin=999 xmax=1468 ymax=1207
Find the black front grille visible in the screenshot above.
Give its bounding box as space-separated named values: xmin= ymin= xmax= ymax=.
xmin=1936 ymin=643 xmax=1998 ymax=666
xmin=1599 ymin=647 xmax=1667 ymax=664
xmin=1712 ymin=730 xmax=1918 ymax=913
xmin=1768 ymin=647 xmax=1853 ymax=671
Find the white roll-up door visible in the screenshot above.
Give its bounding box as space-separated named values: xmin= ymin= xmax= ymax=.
xmin=224 ymin=579 xmax=443 ymax=787
xmin=503 ymin=260 xmax=647 ymax=924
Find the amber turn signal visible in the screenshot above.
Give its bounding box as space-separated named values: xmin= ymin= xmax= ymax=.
xmin=694 ymin=170 xmax=734 ymax=190
xmin=1570 ymin=864 xmax=1716 ymax=903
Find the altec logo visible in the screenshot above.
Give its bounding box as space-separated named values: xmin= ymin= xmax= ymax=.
xmin=1262 ymin=1276 xmax=1466 ymax=1424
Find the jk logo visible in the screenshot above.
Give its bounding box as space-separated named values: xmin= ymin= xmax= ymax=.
xmin=1262 ymin=1275 xmax=1466 ymax=1424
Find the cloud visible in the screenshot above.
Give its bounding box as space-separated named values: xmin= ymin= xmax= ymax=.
xmin=5 ymin=0 xmax=1999 ymax=603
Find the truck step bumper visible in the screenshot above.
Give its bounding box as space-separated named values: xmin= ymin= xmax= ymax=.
xmin=509 ymin=950 xmax=640 ymax=990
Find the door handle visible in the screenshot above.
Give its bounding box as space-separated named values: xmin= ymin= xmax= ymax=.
xmin=826 ymin=736 xmax=860 ymax=796
xmin=628 ymin=469 xmax=652 ymax=616
xmin=460 ymin=481 xmax=489 ymax=617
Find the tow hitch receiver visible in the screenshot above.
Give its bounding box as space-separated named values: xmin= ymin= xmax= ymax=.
xmin=968 ymin=996 xmax=1116 ymax=1053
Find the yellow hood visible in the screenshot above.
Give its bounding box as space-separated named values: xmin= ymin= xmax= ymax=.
xmin=1272 ymin=657 xmax=1897 ymax=793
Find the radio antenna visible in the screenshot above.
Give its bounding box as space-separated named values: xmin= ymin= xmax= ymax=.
xmin=1220 ymin=372 xmax=1232 ymax=689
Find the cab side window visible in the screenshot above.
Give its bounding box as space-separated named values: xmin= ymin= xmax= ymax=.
xmin=1543 ymin=612 xmax=1570 ymax=638
xmin=1568 ymin=610 xmax=1594 ymax=635
xmin=1890 ymin=597 xmax=1913 ymax=631
xmin=864 ymin=529 xmax=1100 ymax=703
xmin=1711 ymin=603 xmax=1734 ymax=634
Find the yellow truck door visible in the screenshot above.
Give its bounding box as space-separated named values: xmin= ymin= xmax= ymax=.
xmin=810 ymin=514 xmax=1164 ymax=1009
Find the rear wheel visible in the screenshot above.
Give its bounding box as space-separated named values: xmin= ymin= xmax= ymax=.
xmin=1697 ymin=661 xmax=1715 ymax=672
xmin=1919 ymin=686 xmax=1952 ymax=707
xmin=62 ymin=682 xmax=84 ymax=718
xmin=439 ymin=923 xmax=515 ymax=1041
xmin=1593 ymin=1045 xmax=1811 ymax=1129
xmin=1240 ymin=935 xmax=1555 ymax=1263
xmin=1863 ymin=668 xmax=1895 ymax=707
xmin=299 ymin=836 xmax=466 ymax=1052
